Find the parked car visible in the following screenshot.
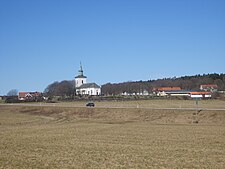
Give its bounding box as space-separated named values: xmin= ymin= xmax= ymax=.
xmin=86 ymin=102 xmax=95 ymax=107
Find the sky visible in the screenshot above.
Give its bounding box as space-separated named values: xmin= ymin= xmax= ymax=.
xmin=0 ymin=0 xmax=225 ymax=95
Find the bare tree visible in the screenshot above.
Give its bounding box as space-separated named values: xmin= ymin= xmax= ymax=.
xmin=44 ymin=80 xmax=74 ymax=98
xmin=7 ymin=89 xmax=18 ymax=96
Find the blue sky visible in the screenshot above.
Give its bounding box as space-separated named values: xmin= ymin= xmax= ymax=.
xmin=0 ymin=0 xmax=225 ymax=95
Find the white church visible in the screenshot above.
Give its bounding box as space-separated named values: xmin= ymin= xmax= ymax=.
xmin=75 ymin=64 xmax=101 ymax=96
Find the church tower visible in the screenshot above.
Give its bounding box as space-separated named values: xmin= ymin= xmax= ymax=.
xmin=75 ymin=63 xmax=87 ymax=88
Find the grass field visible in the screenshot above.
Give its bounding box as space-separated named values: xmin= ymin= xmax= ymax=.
xmin=1 ymin=100 xmax=225 ymax=168
xmin=33 ymin=99 xmax=225 ymax=109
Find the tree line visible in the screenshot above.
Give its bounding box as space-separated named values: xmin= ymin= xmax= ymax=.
xmin=5 ymin=73 xmax=224 ymax=103
xmin=101 ymin=73 xmax=225 ymax=95
xmin=42 ymin=73 xmax=225 ymax=98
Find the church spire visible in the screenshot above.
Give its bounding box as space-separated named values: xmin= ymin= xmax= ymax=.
xmin=75 ymin=62 xmax=87 ymax=88
xmin=79 ymin=62 xmax=84 ymax=76
xmin=75 ymin=62 xmax=86 ymax=78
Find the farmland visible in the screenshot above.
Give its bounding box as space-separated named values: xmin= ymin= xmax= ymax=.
xmin=1 ymin=100 xmax=225 ymax=168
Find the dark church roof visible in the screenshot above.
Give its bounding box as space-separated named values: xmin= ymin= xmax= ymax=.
xmin=77 ymin=83 xmax=100 ymax=89
xmin=75 ymin=75 xmax=87 ymax=78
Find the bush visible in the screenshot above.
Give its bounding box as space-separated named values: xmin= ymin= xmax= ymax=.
xmin=5 ymin=97 xmax=19 ymax=103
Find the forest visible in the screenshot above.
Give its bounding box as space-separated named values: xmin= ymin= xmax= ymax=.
xmin=101 ymin=73 xmax=225 ymax=95
xmin=44 ymin=73 xmax=225 ymax=97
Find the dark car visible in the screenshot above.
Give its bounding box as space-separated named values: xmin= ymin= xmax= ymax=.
xmin=86 ymin=102 xmax=95 ymax=107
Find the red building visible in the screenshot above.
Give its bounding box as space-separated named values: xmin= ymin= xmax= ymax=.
xmin=200 ymin=84 xmax=218 ymax=92
xmin=18 ymin=92 xmax=42 ymax=100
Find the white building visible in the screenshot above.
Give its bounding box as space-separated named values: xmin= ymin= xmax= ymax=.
xmin=75 ymin=64 xmax=101 ymax=96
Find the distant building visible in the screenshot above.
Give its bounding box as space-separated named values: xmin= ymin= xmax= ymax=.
xmin=154 ymin=88 xmax=212 ymax=99
xmin=75 ymin=63 xmax=101 ymax=96
xmin=18 ymin=92 xmax=42 ymax=100
xmin=158 ymin=90 xmax=191 ymax=97
xmin=200 ymin=84 xmax=218 ymax=92
xmin=153 ymin=87 xmax=182 ymax=96
xmin=121 ymin=89 xmax=149 ymax=96
xmin=190 ymin=91 xmax=212 ymax=98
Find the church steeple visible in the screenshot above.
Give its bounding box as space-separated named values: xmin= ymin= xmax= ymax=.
xmin=75 ymin=62 xmax=87 ymax=78
xmin=75 ymin=62 xmax=87 ymax=88
xmin=79 ymin=62 xmax=84 ymax=76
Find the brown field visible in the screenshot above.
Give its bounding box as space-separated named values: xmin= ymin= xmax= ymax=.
xmin=43 ymin=99 xmax=225 ymax=109
xmin=1 ymin=100 xmax=225 ymax=169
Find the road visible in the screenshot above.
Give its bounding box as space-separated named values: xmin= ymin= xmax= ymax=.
xmin=1 ymin=103 xmax=225 ymax=111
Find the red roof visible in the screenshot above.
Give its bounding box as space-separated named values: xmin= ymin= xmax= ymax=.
xmin=18 ymin=92 xmax=41 ymax=98
xmin=18 ymin=92 xmax=29 ymax=98
xmin=190 ymin=91 xmax=211 ymax=95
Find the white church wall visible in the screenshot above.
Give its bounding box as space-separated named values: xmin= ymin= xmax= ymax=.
xmin=75 ymin=78 xmax=87 ymax=88
xmin=82 ymin=88 xmax=101 ymax=96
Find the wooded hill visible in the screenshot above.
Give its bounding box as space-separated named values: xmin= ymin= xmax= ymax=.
xmin=43 ymin=73 xmax=225 ymax=97
xmin=101 ymin=73 xmax=225 ymax=95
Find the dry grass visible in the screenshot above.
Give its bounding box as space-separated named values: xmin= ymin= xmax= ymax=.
xmin=39 ymin=99 xmax=225 ymax=109
xmin=1 ymin=102 xmax=225 ymax=169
